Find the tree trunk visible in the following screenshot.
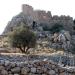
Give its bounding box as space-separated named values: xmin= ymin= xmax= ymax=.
xmin=25 ymin=47 xmax=29 ymax=53
xmin=19 ymin=47 xmax=25 ymax=53
xmin=18 ymin=46 xmax=30 ymax=54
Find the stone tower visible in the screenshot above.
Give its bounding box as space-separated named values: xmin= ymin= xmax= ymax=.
xmin=22 ymin=4 xmax=52 ymax=23
xmin=22 ymin=4 xmax=33 ymax=16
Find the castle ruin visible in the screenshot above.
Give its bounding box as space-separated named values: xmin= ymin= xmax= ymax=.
xmin=22 ymin=4 xmax=52 ymax=23
xmin=3 ymin=4 xmax=75 ymax=34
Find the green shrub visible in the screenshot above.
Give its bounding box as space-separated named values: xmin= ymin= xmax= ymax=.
xmin=8 ymin=25 xmax=36 ymax=53
xmin=50 ymin=23 xmax=64 ymax=33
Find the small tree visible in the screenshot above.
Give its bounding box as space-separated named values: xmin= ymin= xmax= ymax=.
xmin=9 ymin=25 xmax=36 ymax=53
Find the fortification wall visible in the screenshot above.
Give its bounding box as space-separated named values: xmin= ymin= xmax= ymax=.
xmin=22 ymin=4 xmax=52 ymax=23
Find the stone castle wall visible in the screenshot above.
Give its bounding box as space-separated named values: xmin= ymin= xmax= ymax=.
xmin=22 ymin=4 xmax=74 ymax=33
xmin=22 ymin=4 xmax=52 ymax=23
xmin=22 ymin=4 xmax=73 ymax=23
xmin=22 ymin=4 xmax=33 ymax=16
xmin=3 ymin=4 xmax=75 ymax=34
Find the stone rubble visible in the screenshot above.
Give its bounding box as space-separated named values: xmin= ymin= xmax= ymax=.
xmin=0 ymin=60 xmax=75 ymax=75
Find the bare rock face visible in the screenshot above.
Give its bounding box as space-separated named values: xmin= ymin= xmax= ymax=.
xmin=3 ymin=12 xmax=33 ymax=34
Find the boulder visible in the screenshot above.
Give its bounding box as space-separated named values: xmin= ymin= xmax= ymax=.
xmin=5 ymin=60 xmax=10 ymax=66
xmin=21 ymin=67 xmax=30 ymax=75
xmin=14 ymin=74 xmax=19 ymax=75
xmin=11 ymin=67 xmax=20 ymax=73
xmin=48 ymin=70 xmax=55 ymax=75
xmin=31 ymin=67 xmax=36 ymax=73
xmin=10 ymin=62 xmax=16 ymax=68
xmin=0 ymin=65 xmax=5 ymax=71
xmin=1 ymin=69 xmax=8 ymax=75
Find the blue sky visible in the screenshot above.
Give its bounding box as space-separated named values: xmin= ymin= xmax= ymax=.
xmin=0 ymin=0 xmax=75 ymax=34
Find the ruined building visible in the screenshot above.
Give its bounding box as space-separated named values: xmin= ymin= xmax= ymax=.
xmin=22 ymin=4 xmax=52 ymax=23
xmin=3 ymin=4 xmax=75 ymax=34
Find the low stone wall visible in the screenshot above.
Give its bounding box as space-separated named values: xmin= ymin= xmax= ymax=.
xmin=0 ymin=60 xmax=75 ymax=75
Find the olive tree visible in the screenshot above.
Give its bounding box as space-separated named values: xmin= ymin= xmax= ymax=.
xmin=9 ymin=25 xmax=36 ymax=53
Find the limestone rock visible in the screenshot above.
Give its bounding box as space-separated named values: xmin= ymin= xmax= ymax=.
xmin=10 ymin=62 xmax=16 ymax=68
xmin=59 ymin=72 xmax=65 ymax=75
xmin=14 ymin=74 xmax=19 ymax=75
xmin=11 ymin=67 xmax=20 ymax=73
xmin=48 ymin=70 xmax=55 ymax=75
xmin=21 ymin=67 xmax=30 ymax=75
xmin=58 ymin=68 xmax=65 ymax=73
xmin=0 ymin=60 xmax=5 ymax=65
xmin=1 ymin=69 xmax=8 ymax=75
xmin=42 ymin=74 xmax=47 ymax=75
xmin=0 ymin=65 xmax=5 ymax=71
xmin=5 ymin=60 xmax=10 ymax=66
xmin=8 ymin=74 xmax=13 ymax=75
xmin=31 ymin=67 xmax=36 ymax=73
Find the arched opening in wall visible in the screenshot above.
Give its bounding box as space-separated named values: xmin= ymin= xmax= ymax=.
xmin=32 ymin=21 xmax=37 ymax=29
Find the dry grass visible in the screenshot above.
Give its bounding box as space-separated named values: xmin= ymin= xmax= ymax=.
xmin=0 ymin=48 xmax=64 ymax=56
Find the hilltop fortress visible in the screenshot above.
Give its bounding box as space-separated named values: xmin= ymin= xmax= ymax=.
xmin=3 ymin=4 xmax=75 ymax=34
xmin=1 ymin=4 xmax=75 ymax=54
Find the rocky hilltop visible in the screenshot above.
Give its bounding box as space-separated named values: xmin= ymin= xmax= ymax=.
xmin=3 ymin=4 xmax=75 ymax=34
xmin=2 ymin=4 xmax=75 ymax=53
